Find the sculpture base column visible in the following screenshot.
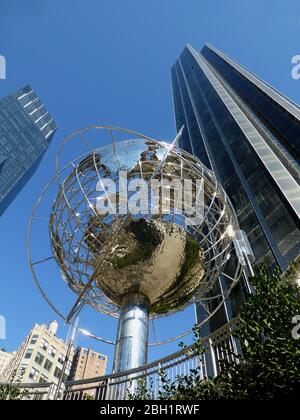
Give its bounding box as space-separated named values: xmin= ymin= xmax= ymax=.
xmin=113 ymin=293 xmax=150 ymax=374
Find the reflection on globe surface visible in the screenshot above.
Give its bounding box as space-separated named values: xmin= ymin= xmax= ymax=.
xmin=49 ymin=136 xmax=235 ymax=319
xmin=86 ymin=217 xmax=205 ymax=315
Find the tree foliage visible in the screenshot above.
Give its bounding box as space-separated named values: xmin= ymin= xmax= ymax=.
xmin=0 ymin=369 xmax=27 ymax=400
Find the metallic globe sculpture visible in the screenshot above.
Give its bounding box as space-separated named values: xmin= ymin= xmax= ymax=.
xmin=28 ymin=126 xmax=245 ymax=373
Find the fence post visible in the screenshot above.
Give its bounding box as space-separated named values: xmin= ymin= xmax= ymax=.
xmin=105 ymin=377 xmax=111 ymax=400
xmin=158 ymin=362 xmax=162 ymax=397
xmin=208 ymin=338 xmax=218 ymax=378
xmin=47 ymin=383 xmax=54 ymax=400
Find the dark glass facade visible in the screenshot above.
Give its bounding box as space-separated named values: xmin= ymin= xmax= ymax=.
xmin=0 ymin=85 xmax=56 ymax=216
xmin=171 ymin=44 xmax=300 ymax=332
xmin=171 ymin=44 xmax=300 ymax=271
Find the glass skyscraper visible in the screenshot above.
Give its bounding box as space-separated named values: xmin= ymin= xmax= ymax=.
xmin=171 ymin=44 xmax=300 ymax=273
xmin=171 ymin=44 xmax=300 ymax=339
xmin=0 ymin=85 xmax=56 ymax=216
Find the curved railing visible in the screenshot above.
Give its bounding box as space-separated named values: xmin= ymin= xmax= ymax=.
xmin=0 ymin=318 xmax=239 ymax=400
xmin=64 ymin=317 xmax=239 ymax=400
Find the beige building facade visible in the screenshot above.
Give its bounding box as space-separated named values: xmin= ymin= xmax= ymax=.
xmin=1 ymin=321 xmax=108 ymax=400
xmin=1 ymin=321 xmax=74 ymax=400
xmin=0 ymin=350 xmax=15 ymax=376
xmin=71 ymin=347 xmax=107 ymax=381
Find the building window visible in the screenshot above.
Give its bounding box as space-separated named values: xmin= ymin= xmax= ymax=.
xmin=29 ymin=367 xmax=39 ymax=382
xmin=58 ymin=354 xmax=65 ymax=365
xmin=24 ymin=349 xmax=33 ymax=359
xmin=40 ymin=338 xmax=48 ymax=351
xmin=39 ymin=374 xmax=48 ymax=383
xmin=19 ymin=364 xmax=28 ymax=376
xmin=35 ymin=352 xmax=44 ymax=366
xmin=44 ymin=359 xmax=53 ymax=372
xmin=30 ymin=334 xmax=38 ymax=345
xmin=54 ymin=367 xmax=62 ymax=379
xmin=49 ymin=345 xmax=56 ymax=358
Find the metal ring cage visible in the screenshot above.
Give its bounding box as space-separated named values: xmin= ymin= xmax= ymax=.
xmin=27 ymin=126 xmax=243 ymax=346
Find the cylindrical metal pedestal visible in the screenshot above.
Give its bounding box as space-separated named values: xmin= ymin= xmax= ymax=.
xmin=113 ymin=293 xmax=150 ymax=373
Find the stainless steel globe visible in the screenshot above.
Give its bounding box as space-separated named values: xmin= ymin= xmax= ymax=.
xmin=28 ymin=126 xmax=242 ymax=373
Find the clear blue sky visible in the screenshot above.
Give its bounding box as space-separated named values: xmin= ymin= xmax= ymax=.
xmin=1 ymin=0 xmax=300 ymax=372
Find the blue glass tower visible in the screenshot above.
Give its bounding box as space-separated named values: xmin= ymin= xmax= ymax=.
xmin=171 ymin=44 xmax=300 ymax=335
xmin=171 ymin=44 xmax=300 ymax=272
xmin=0 ymin=85 xmax=56 ymax=216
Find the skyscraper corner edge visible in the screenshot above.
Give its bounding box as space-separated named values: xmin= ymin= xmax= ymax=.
xmin=0 ymin=86 xmax=57 ymax=217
